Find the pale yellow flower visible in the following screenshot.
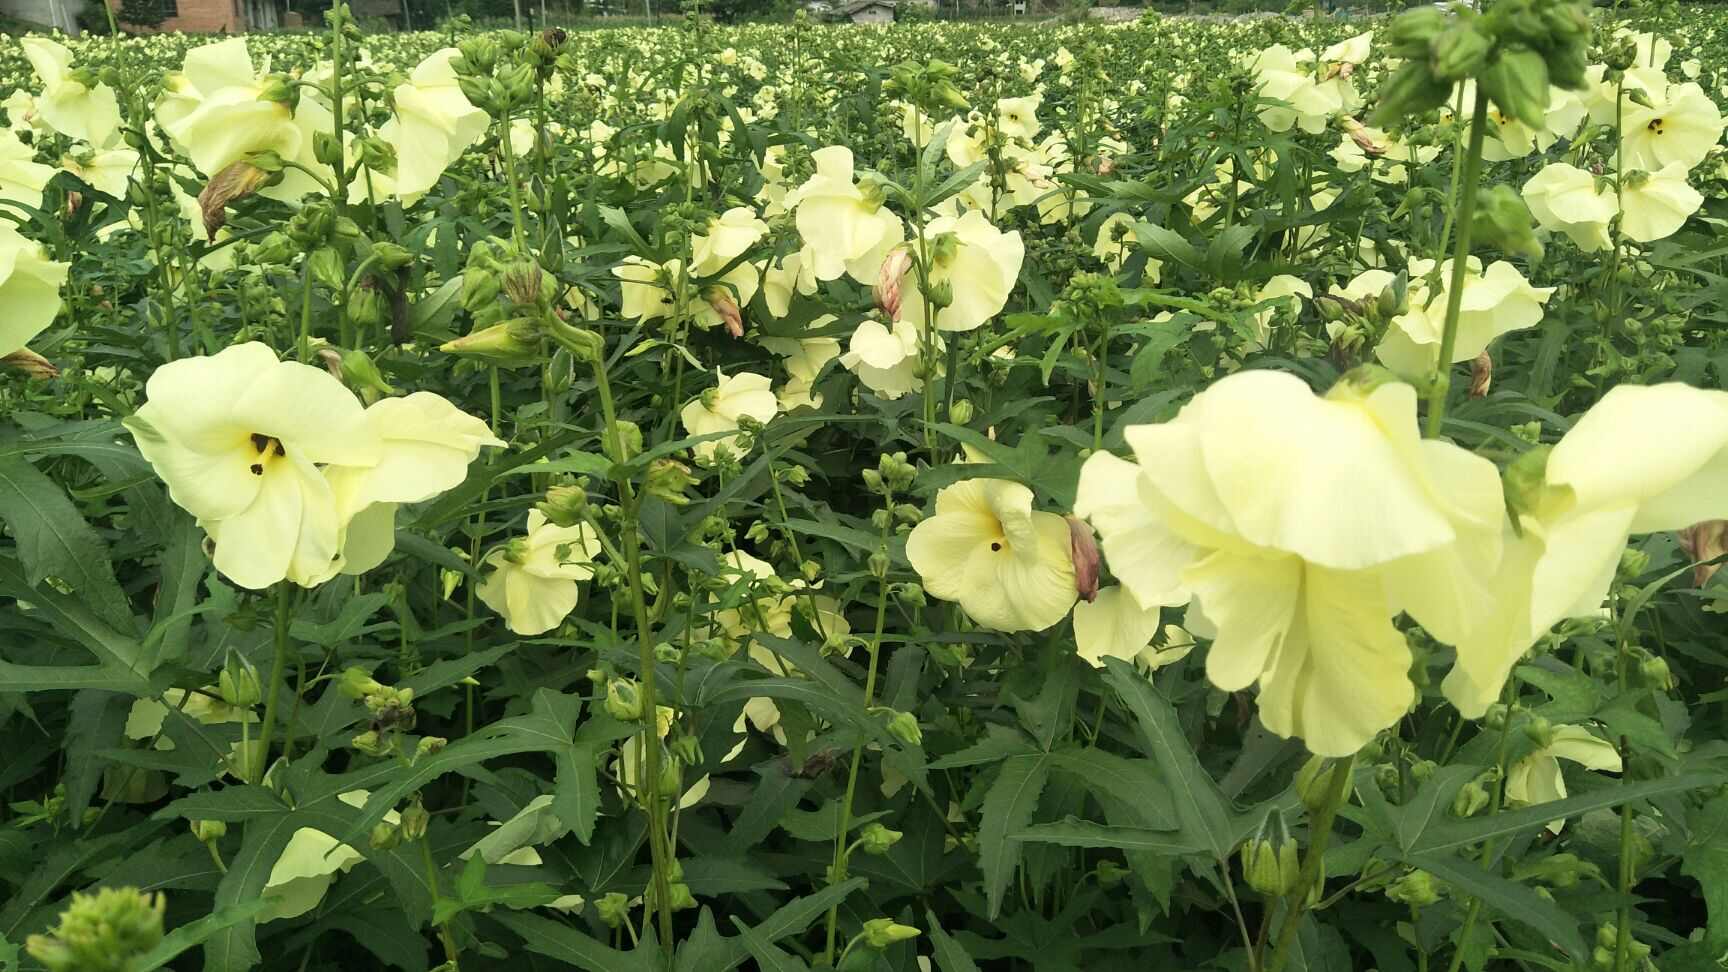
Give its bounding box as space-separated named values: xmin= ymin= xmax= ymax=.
xmin=23 ymin=37 xmax=121 ymax=148
xmin=378 ymin=48 xmax=490 ymax=202
xmin=896 ymin=210 xmax=1024 ymax=333
xmin=787 ymin=145 xmax=904 ymax=284
xmin=476 ymin=510 xmax=602 ymax=636
xmin=1076 ymin=371 xmax=1506 ymax=755
xmin=1506 ymin=725 xmax=1622 ymax=832
xmin=906 ymin=478 xmax=1078 ymax=633
xmin=680 ymin=370 xmax=779 ymax=464
xmin=0 ymin=128 xmax=55 ymax=210
xmin=1619 ymin=162 xmax=1703 ymax=243
xmin=0 ymin=223 xmax=69 ymax=358
xmin=1523 ymin=163 xmax=1615 ymax=253
xmin=1377 ymin=258 xmax=1553 ymax=379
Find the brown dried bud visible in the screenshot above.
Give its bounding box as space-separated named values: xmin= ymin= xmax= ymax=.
xmin=1066 ymin=514 xmax=1100 ymax=603
xmin=1678 ymin=521 xmax=1728 ymax=587
xmin=1341 ymin=117 xmax=1384 ymax=157
xmin=198 ymin=160 xmax=270 ymax=237
xmin=316 ymin=347 xmax=344 ymax=379
xmin=1 ymin=348 xmax=58 ymax=379
xmin=1469 ymin=351 xmax=1492 ymax=398
xmin=875 ymin=246 xmax=912 ymax=319
xmin=705 ymin=286 xmax=743 ymax=337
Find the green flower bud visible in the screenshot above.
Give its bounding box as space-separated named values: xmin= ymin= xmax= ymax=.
xmin=860 ymin=822 xmax=903 ymax=855
xmin=26 ymin=887 xmax=166 ymax=972
xmin=1480 ymin=49 xmax=1551 ymax=129
xmin=646 ymin=458 xmax=698 ymax=506
xmin=1470 ymin=183 xmax=1544 ymax=262
xmin=441 ymin=318 xmax=543 ymax=366
xmin=596 ymin=891 xmax=632 ymax=928
xmin=415 ymin=736 xmax=447 ymax=760
xmin=1385 ymin=7 xmax=1448 ymax=58
xmin=1240 ymin=833 xmax=1301 ymax=896
xmin=370 ymin=820 xmax=402 ymax=850
xmin=885 ymin=709 xmax=922 ymax=746
xmin=869 ymin=550 xmax=891 ymax=579
xmin=351 ymin=729 xmax=390 ymax=757
xmin=1512 ymin=852 xmax=1601 ymax=889
xmin=1385 ymin=869 xmax=1442 ymax=906
xmin=313 ymin=130 xmax=344 ymax=168
xmin=219 ymin=657 xmax=262 ymax=707
xmin=925 ymin=278 xmax=955 ymax=310
xmin=1431 ymin=23 xmax=1493 ymax=82
xmin=190 ymin=819 xmax=227 ymax=843
xmin=1371 ymin=62 xmax=1454 ymax=127
xmin=861 ymin=918 xmax=921 ymax=949
xmin=1452 ymin=775 xmax=1492 ymax=817
xmin=1637 ymin=654 xmax=1674 ymax=691
xmin=338 ymin=666 xmax=386 ymax=700
xmin=605 ymin=678 xmax=645 ymax=721
xmin=1095 ymin=859 xmax=1130 ymax=888
xmin=606 ymin=419 xmax=643 ymax=464
xmin=862 ymin=468 xmax=885 ymax=494
xmin=308 ymin=246 xmax=347 ymax=294
xmin=894 ymin=582 xmax=927 ymax=610
xmin=1524 ymin=715 xmax=1555 ymax=749
xmin=666 ymin=882 xmax=698 ymax=911
xmin=1294 ymin=755 xmax=1349 ymax=812
xmin=400 ymin=799 xmax=430 ymax=842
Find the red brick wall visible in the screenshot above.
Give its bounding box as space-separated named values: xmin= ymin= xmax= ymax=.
xmin=111 ymin=0 xmax=245 ymax=32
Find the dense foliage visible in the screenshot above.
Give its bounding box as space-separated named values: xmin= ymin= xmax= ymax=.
xmin=4 ymin=6 xmax=1728 ymax=972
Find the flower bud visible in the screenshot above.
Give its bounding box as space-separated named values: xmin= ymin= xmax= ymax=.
xmin=369 ymin=821 xmax=401 ymax=850
xmin=415 ymin=736 xmax=447 ymax=760
xmin=2 ymin=348 xmax=58 ymax=379
xmin=338 ymin=666 xmax=386 ymax=700
xmin=1470 ymin=184 xmax=1543 ymax=262
xmin=219 ymin=656 xmax=261 ymax=707
xmin=704 ymin=286 xmax=744 ymax=337
xmin=351 ymin=729 xmax=390 ymax=756
xmin=1384 ymin=869 xmax=1442 ymax=906
xmin=340 ymin=347 xmax=395 ymax=401
xmin=1095 ymin=859 xmax=1129 ymax=888
xmin=875 ymin=246 xmax=912 ymax=318
xmin=400 ymin=799 xmax=430 ymax=842
xmin=868 ymin=550 xmax=890 ymax=578
xmin=860 ymin=822 xmax=903 ymax=855
xmin=1469 ymin=351 xmax=1493 ymax=398
xmin=1430 ymin=23 xmax=1492 ymax=82
xmin=1066 ymin=515 xmax=1101 ymax=603
xmin=537 ymin=484 xmax=589 ymax=527
xmin=1240 ymin=833 xmax=1301 ymax=896
xmin=885 ymin=709 xmax=922 ymax=746
xmin=606 ymin=419 xmax=643 ymax=464
xmin=861 ymin=918 xmax=921 ymax=949
xmin=1294 ymin=754 xmax=1348 ymax=812
xmin=308 ymin=246 xmax=346 ymax=294
xmin=667 ymin=882 xmax=698 ymax=911
xmin=646 ymin=458 xmax=698 ymax=506
xmin=1452 ymin=775 xmax=1491 ymax=817
xmin=596 ymin=891 xmax=632 ymax=928
xmin=925 ymin=278 xmax=954 ymax=310
xmin=197 ymin=159 xmax=271 ymax=237
xmin=1637 ymin=654 xmax=1674 ymax=692
xmin=26 ymin=887 xmax=165 ymax=972
xmin=605 ymin=678 xmax=645 ymax=721
xmin=440 ymin=318 xmax=543 ymax=366
xmin=1523 ymin=715 xmax=1554 ymax=750
xmin=1481 ymin=48 xmax=1551 ymax=129
xmin=190 ymin=819 xmax=227 ymax=843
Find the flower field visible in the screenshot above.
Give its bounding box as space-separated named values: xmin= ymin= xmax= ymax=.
xmin=5 ymin=4 xmax=1728 ymax=969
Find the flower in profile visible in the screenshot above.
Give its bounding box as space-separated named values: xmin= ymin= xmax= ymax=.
xmin=786 ymin=145 xmax=904 ymax=283
xmin=22 ymin=37 xmax=121 ymax=148
xmin=906 ymin=478 xmax=1078 ymax=633
xmin=841 ymin=317 xmax=929 ymax=400
xmin=896 ymin=210 xmax=1024 ymax=333
xmin=1506 ymin=725 xmax=1621 ymax=831
xmin=156 ymin=39 xmax=303 ymax=185
xmin=324 ymin=393 xmax=505 ymax=575
xmin=1522 ymin=163 xmax=1615 ymax=252
xmin=1618 ymin=163 xmax=1703 ymax=243
xmin=1073 ymin=585 xmax=1194 ymax=670
xmin=0 ymin=223 xmax=70 ymax=359
xmin=476 ymin=510 xmax=602 ymax=636
xmin=1375 ymin=258 xmax=1553 ymax=379
xmin=761 ymin=314 xmax=841 ymax=411
xmin=1076 ymin=370 xmax=1507 ymax=756
xmin=680 ymin=370 xmax=779 ymax=464
xmin=691 ymin=206 xmax=768 ymax=276
xmin=377 ymin=48 xmax=490 ymax=202
xmin=0 ymin=128 xmax=56 ymax=210
xmin=1249 ymin=45 xmax=1343 ymax=135
xmin=1445 ymin=383 xmax=1728 ymax=713
xmin=614 ymin=255 xmax=683 ymax=323
xmin=61 ymin=147 xmax=140 ymax=200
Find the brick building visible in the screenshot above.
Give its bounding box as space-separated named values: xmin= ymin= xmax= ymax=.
xmin=0 ymin=0 xmax=282 ymax=32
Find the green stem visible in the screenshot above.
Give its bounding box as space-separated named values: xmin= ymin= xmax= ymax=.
xmin=1423 ymin=87 xmax=1489 ymax=439
xmin=297 ymin=253 xmax=315 ymax=363
xmin=1265 ymin=754 xmax=1356 ymax=972
xmin=821 ymin=519 xmax=892 ymax=964
xmin=1615 ymin=737 xmax=1635 ymax=972
xmin=572 ymin=329 xmax=676 ymax=959
xmin=253 ymin=585 xmax=294 ymax=784
xmin=498 ymin=117 xmax=531 ymax=251
xmin=420 ymin=835 xmax=462 ymax=968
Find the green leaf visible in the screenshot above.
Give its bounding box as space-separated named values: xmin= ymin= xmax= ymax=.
xmin=492 ymin=910 xmax=655 ymax=972
xmin=1407 ymin=852 xmax=1586 ymax=960
xmin=0 ymin=456 xmax=134 ymax=632
xmin=1681 ymin=792 xmax=1728 ymax=951
xmin=153 ymin=786 xmax=290 ymax=823
xmin=1131 ymin=223 xmax=1203 ymax=269
xmin=0 ymin=557 xmax=149 ymax=694
xmin=925 ymin=909 xmax=980 ymax=972
xmin=979 ymin=753 xmax=1051 ymax=919
xmin=1013 ymin=817 xmax=1205 ymax=855
xmin=729 ymin=916 xmax=814 ymax=972
xmin=1103 ymin=658 xmax=1236 ymax=859
xmin=1409 ymin=773 xmax=1723 ymax=854
xmin=134 ymin=900 xmax=271 ymax=971
xmin=926 ymin=723 xmax=1035 ymax=770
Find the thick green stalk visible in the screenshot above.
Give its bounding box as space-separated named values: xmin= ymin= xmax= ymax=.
xmin=253 ymin=585 xmax=294 ymax=784
xmin=1423 ymin=87 xmax=1489 ymax=439
xmin=583 ymin=338 xmax=677 ymax=958
xmin=821 ymin=516 xmax=892 ymax=964
xmin=1265 ymin=754 xmax=1356 ymax=972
